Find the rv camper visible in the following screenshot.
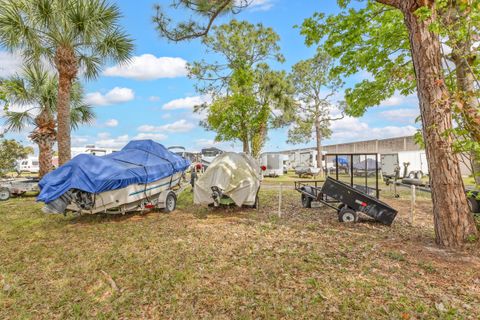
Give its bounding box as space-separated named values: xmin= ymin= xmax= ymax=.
xmin=381 ymin=151 xmax=429 ymax=181
xmin=260 ymin=153 xmax=287 ymax=177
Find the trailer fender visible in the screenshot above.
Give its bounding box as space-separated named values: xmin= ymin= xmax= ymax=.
xmin=157 ymin=190 xmax=177 ymax=212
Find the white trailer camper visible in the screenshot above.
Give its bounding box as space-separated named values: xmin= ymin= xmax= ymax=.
xmin=260 ymin=153 xmax=286 ymax=177
xmin=381 ymin=151 xmax=429 ymax=180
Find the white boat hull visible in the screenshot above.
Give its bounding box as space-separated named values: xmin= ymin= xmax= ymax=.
xmin=67 ymin=172 xmax=184 ymax=214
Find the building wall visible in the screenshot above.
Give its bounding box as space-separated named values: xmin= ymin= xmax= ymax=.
xmin=276 ymin=135 xmax=472 ymax=176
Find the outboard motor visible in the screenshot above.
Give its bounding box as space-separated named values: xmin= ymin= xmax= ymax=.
xmin=42 ymin=191 xmax=73 ymax=214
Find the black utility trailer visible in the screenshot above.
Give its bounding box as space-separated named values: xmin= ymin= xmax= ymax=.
xmin=295 ymin=177 xmax=397 ymax=225
xmin=295 ymin=153 xmax=398 ymax=225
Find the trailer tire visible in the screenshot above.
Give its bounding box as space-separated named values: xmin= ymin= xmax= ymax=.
xmin=415 ymin=171 xmax=423 ymax=180
xmin=301 ymin=194 xmax=312 ymax=208
xmin=338 ymin=208 xmax=358 ymax=223
xmin=0 ymin=187 xmax=10 ymax=201
xmin=163 ymin=192 xmax=177 ymax=213
xmin=467 ymin=197 xmax=479 ymax=213
xmin=408 ymin=171 xmax=416 ymax=179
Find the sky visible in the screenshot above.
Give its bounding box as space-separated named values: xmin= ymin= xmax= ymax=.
xmin=0 ymin=0 xmax=420 ymax=154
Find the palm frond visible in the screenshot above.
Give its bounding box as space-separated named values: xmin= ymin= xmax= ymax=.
xmin=69 ymin=104 xmax=95 ymax=130
xmin=3 ymin=111 xmax=34 ymax=132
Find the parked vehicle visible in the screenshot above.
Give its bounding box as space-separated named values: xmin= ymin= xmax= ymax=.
xmin=295 ymin=177 xmax=397 ymax=225
xmin=38 ymin=140 xmax=190 ymax=215
xmin=16 ymin=157 xmax=39 ymax=174
xmin=295 ymin=166 xmax=321 ymax=178
xmin=260 ymin=153 xmax=286 ymax=177
xmin=0 ymin=178 xmax=39 ymax=201
xmin=194 ymin=152 xmax=261 ymax=208
xmin=381 ymin=151 xmax=428 ymax=182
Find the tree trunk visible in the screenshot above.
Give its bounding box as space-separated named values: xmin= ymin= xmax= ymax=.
xmin=55 ymin=46 xmax=78 ymax=165
xmin=242 ymin=135 xmax=250 ymax=154
xmin=451 ymin=42 xmax=480 ymax=186
xmin=30 ymin=110 xmax=56 ymax=178
xmin=38 ymin=138 xmax=53 ymax=178
xmin=399 ymin=0 xmax=478 ymax=246
xmin=315 ymin=120 xmax=324 ymax=178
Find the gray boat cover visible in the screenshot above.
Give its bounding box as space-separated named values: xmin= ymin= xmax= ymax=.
xmin=194 ymin=152 xmax=261 ymax=206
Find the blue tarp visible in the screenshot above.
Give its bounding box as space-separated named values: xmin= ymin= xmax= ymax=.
xmin=37 ymin=140 xmax=190 ymax=203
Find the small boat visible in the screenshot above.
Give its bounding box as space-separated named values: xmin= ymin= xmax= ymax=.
xmin=38 ymin=140 xmax=190 ymax=214
xmin=194 ymin=152 xmax=261 ymax=208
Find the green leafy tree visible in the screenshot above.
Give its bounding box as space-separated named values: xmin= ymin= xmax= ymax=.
xmin=287 ymin=49 xmax=345 ymax=176
xmin=190 ymin=20 xmax=296 ymax=157
xmin=154 ymin=0 xmax=251 ymax=41
xmin=0 ymin=138 xmax=33 ymax=177
xmin=1 ymin=65 xmax=94 ymax=178
xmin=300 ymin=0 xmax=478 ymax=246
xmin=0 ymin=0 xmax=133 ymax=165
xmin=300 ymin=1 xmax=480 ymax=184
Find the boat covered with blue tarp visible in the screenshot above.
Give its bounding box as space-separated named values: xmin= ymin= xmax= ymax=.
xmin=38 ymin=140 xmax=190 ymax=207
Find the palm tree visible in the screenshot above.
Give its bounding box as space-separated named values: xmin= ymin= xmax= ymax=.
xmin=0 ymin=0 xmax=133 ymax=165
xmin=1 ymin=65 xmax=95 ymax=178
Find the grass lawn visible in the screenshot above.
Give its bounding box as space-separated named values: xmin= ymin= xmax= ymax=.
xmin=1 ymin=188 xmax=479 ymax=319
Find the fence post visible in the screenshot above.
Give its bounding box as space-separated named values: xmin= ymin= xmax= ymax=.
xmin=278 ymin=183 xmax=283 ymax=217
xmin=410 ymin=184 xmax=416 ymax=225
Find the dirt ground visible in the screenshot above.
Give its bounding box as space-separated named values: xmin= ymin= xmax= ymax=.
xmin=0 ymin=188 xmax=479 ymax=319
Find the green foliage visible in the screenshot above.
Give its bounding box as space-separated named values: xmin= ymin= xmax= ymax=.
xmin=0 ymin=138 xmax=33 ymax=176
xmin=191 ymin=20 xmax=295 ymax=156
xmin=287 ymin=49 xmax=344 ymax=145
xmin=1 ymin=65 xmax=95 ymax=132
xmin=153 ymin=0 xmax=246 ymax=41
xmin=0 ymin=0 xmax=134 ymax=80
xmin=300 ymin=1 xmax=414 ymax=118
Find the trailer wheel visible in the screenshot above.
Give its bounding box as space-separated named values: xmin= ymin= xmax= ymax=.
xmin=338 ymin=208 xmax=358 ymax=223
xmin=163 ymin=192 xmax=177 ymax=213
xmin=253 ymin=195 xmax=260 ymax=210
xmin=0 ymin=187 xmax=10 ymax=201
xmin=467 ymin=197 xmax=479 ymax=213
xmin=408 ymin=171 xmax=416 ymax=179
xmin=301 ymin=194 xmax=312 ymax=208
xmin=415 ymin=171 xmax=424 ymax=180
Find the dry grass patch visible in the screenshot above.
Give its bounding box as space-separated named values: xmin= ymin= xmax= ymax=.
xmin=0 ymin=188 xmax=479 ymax=319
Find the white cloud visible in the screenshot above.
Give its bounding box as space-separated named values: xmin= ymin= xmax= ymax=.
xmin=97 ymin=132 xmax=111 ymax=139
xmin=85 ymin=87 xmax=135 ymax=106
xmin=104 ymin=119 xmax=119 ymax=127
xmin=95 ymin=134 xmax=130 ymax=148
xmin=236 ymin=0 xmax=274 ymax=11
xmin=138 ymin=119 xmax=194 ymax=133
xmin=162 ymin=95 xmax=210 ymax=110
xmin=133 ymin=133 xmax=168 ymax=141
xmin=380 ymin=109 xmax=419 ymax=122
xmin=328 ymin=116 xmax=417 ymax=143
xmin=103 ymin=54 xmax=188 ymax=80
xmin=0 ymin=51 xmax=23 ymax=77
xmin=161 ymin=113 xmax=171 ymax=119
xmin=378 ymin=93 xmax=417 ymax=107
xmin=149 ymin=96 xmax=161 ymax=102
xmin=71 ymin=135 xmax=90 ymax=147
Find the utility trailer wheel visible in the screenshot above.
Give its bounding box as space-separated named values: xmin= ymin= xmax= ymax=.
xmin=301 ymin=194 xmax=312 ymax=208
xmin=252 ymin=195 xmax=260 ymax=210
xmin=0 ymin=187 xmax=10 ymax=201
xmin=415 ymin=171 xmax=424 ymax=180
xmin=338 ymin=207 xmax=358 ymax=223
xmin=467 ymin=197 xmax=479 ymax=214
xmin=163 ymin=192 xmax=177 ymax=213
